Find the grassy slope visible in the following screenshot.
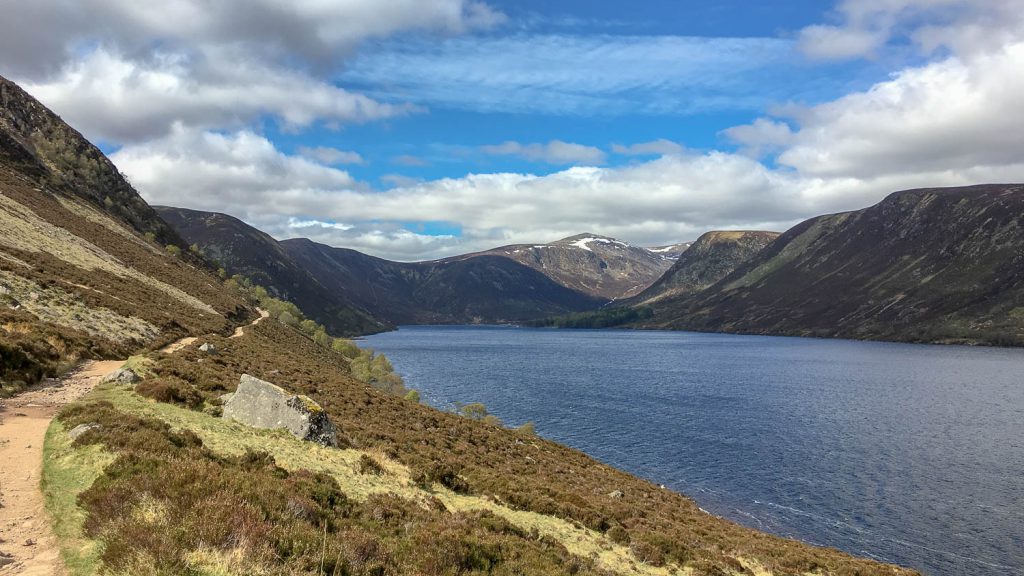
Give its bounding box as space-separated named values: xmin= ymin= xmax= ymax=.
xmin=44 ymin=318 xmax=919 ymax=576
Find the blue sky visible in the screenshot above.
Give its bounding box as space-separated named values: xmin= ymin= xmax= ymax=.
xmin=271 ymin=0 xmax=893 ymax=185
xmin=4 ymin=0 xmax=1023 ymax=260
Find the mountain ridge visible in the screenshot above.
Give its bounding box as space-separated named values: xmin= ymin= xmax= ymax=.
xmin=640 ymin=184 xmax=1024 ymax=345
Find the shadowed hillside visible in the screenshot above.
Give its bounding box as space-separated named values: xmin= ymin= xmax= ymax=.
xmin=624 ymin=230 xmax=779 ymax=306
xmin=158 ymin=206 xmax=610 ymax=325
xmin=644 ymin=185 xmax=1024 ymax=345
xmin=154 ymin=207 xmax=388 ymax=336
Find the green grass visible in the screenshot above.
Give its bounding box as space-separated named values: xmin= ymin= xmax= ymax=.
xmin=41 ymin=420 xmax=115 ymax=576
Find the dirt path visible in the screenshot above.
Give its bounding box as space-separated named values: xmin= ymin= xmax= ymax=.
xmin=159 ymin=308 xmax=268 ymax=355
xmin=230 ymin=308 xmax=269 ymax=339
xmin=0 ymin=360 xmax=123 ymax=575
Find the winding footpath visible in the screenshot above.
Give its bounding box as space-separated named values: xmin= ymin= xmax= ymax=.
xmin=0 ymin=361 xmax=122 ymax=575
xmin=0 ymin=308 xmax=269 ymax=574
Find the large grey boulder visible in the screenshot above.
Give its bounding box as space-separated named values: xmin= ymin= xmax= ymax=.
xmin=222 ymin=374 xmax=338 ymax=447
xmin=101 ymin=367 xmax=140 ymax=384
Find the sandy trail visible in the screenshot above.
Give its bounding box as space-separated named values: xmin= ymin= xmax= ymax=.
xmin=159 ymin=308 xmax=268 ymax=355
xmin=0 ymin=360 xmax=123 ymax=575
xmin=231 ymin=308 xmax=269 ymax=339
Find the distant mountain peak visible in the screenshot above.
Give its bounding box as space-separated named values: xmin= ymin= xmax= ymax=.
xmin=554 ymin=234 xmax=630 ymax=252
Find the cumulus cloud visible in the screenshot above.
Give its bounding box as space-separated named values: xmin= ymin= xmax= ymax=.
xmin=611 ymin=139 xmax=684 ymax=157
xmin=298 ymin=146 xmax=366 ymax=166
xmin=110 ymin=120 xmax=1020 ymax=261
xmin=731 ymin=41 xmax=1024 ymax=178
xmin=798 ymin=0 xmax=1024 ymax=60
xmin=482 ymin=140 xmax=606 ymax=165
xmin=1 ymin=0 xmax=501 ymax=142
xmin=20 ymin=48 xmax=417 ymax=143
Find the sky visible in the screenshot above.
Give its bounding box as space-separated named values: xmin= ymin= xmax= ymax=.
xmin=2 ymin=0 xmax=1023 ymax=261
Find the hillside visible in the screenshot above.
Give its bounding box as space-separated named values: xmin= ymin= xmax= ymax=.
xmin=285 ymin=239 xmax=610 ymax=324
xmin=155 ymin=207 xmax=388 ymax=336
xmin=159 ymin=206 xmax=610 ymax=325
xmin=644 ymin=185 xmax=1024 ymax=345
xmin=0 ymin=75 xmax=250 ymax=394
xmin=625 ymin=231 xmax=779 ymax=306
xmin=475 ymin=233 xmax=675 ymax=300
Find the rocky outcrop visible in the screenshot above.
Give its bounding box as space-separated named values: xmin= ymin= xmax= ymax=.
xmin=68 ymin=423 xmax=101 ymax=440
xmin=222 ymin=374 xmax=338 ymax=447
xmin=101 ymin=367 xmax=140 ymax=385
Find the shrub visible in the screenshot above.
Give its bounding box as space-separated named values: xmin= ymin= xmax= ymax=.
xmin=358 ymin=454 xmax=385 ymax=476
xmin=164 ymin=244 xmax=181 ymax=257
xmin=136 ymin=377 xmax=203 ymax=409
xmin=517 ymin=421 xmax=537 ymax=436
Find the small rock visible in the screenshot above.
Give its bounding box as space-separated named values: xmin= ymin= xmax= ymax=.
xmin=23 ymin=539 xmax=35 ymax=546
xmin=608 ymin=490 xmax=625 ymax=499
xmin=0 ymin=556 xmax=15 ymax=568
xmin=68 ymin=423 xmax=101 ymax=440
xmin=101 ymin=368 xmax=140 ymax=385
xmin=199 ymin=343 xmax=217 ymax=355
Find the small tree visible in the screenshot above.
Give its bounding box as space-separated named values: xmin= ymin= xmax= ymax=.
xmin=331 ymin=338 xmax=360 ymax=359
xmin=165 ymin=244 xmax=181 ymax=256
xmin=403 ymin=389 xmax=421 ymax=403
xmin=457 ymin=402 xmax=489 ymax=421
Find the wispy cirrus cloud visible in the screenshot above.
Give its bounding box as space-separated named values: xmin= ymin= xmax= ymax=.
xmin=340 ymin=34 xmax=802 ymax=116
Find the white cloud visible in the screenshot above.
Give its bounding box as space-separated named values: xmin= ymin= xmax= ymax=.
xmin=298 ymin=146 xmax=366 ymax=165
xmin=611 ymin=139 xmax=684 ymax=156
xmin=798 ymin=0 xmax=1024 ymax=60
xmin=2 ymin=0 xmax=502 ymax=142
xmin=732 ymin=42 xmax=1024 ymax=178
xmin=0 ymin=0 xmax=504 ymax=79
xmin=20 ymin=48 xmax=417 ymax=143
xmin=482 ymin=140 xmax=606 ymax=165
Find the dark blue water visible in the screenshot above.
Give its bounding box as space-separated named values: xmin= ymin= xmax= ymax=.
xmin=363 ymin=326 xmax=1024 ymax=576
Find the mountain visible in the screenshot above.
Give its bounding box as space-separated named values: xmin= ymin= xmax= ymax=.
xmin=625 ymin=231 xmax=779 ymax=306
xmin=0 ymin=75 xmax=250 ymax=390
xmin=282 ymin=238 xmax=606 ymax=324
xmin=643 ymin=185 xmax=1024 ymax=345
xmin=158 ymin=207 xmax=606 ymax=325
xmin=155 ymin=207 xmax=388 ymax=336
xmin=646 ymin=241 xmax=693 ymax=260
xmin=475 ymin=233 xmax=675 ymax=299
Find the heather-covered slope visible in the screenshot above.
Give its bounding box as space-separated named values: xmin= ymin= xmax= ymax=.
xmin=646 ymin=185 xmax=1024 ymax=345
xmin=625 ymin=231 xmax=779 ymax=306
xmin=0 ymin=75 xmax=250 ymax=393
xmin=155 ymin=207 xmax=388 ymax=336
